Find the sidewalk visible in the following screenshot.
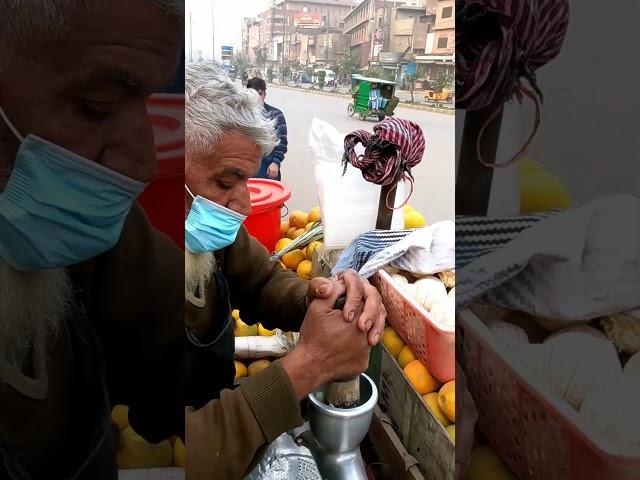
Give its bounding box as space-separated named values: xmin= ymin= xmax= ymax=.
xmin=269 ymin=81 xmax=454 ymax=114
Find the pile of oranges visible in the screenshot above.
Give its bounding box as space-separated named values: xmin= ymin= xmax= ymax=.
xmin=276 ymin=206 xmax=323 ymax=280
xmin=382 ymin=326 xmax=456 ymax=443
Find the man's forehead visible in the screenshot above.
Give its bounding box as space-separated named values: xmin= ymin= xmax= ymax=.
xmin=58 ymin=2 xmax=181 ymax=89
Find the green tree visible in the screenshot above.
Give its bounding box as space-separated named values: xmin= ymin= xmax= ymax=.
xmin=404 ymin=64 xmax=427 ymax=103
xmin=317 ymin=70 xmax=326 ymax=90
xmin=432 ymin=71 xmax=454 ymax=93
xmin=336 ymin=55 xmax=356 ymax=85
xmin=232 ymin=52 xmax=250 ymax=77
xmin=254 ymin=47 xmax=267 ymax=69
xmin=364 ymin=66 xmax=381 ymax=78
xmin=282 ymin=65 xmax=291 ymax=81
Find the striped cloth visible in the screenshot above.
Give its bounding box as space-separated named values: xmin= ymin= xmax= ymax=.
xmin=456 ymin=0 xmax=570 ymax=111
xmin=342 ymin=117 xmax=425 ymax=186
xmin=457 ymin=194 xmax=640 ymax=320
xmin=331 ymin=221 xmax=454 ymax=279
xmin=456 ymin=211 xmax=556 ymax=269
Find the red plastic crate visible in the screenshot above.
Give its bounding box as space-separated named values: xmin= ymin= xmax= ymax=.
xmin=458 ymin=307 xmax=640 ymax=480
xmin=371 ymin=270 xmax=455 ymax=383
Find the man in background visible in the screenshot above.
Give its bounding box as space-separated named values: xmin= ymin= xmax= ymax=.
xmin=246 ymin=77 xmax=288 ymax=181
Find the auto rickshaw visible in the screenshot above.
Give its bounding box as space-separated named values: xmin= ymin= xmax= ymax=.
xmin=424 ymin=88 xmax=454 ymax=104
xmin=347 ymin=75 xmax=399 ymax=121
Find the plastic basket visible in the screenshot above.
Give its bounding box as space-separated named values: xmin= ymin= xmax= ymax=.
xmin=371 ymin=270 xmax=454 ymax=383
xmin=458 ymin=307 xmax=640 ymax=480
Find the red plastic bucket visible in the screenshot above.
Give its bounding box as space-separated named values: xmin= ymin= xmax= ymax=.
xmin=138 ymin=94 xmax=185 ymax=248
xmin=244 ymin=179 xmax=291 ymax=253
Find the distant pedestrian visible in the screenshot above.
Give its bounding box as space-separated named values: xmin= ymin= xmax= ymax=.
xmin=246 ymin=77 xmax=288 ymax=181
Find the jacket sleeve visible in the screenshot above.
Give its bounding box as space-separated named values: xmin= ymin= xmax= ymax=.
xmin=222 ymin=226 xmax=308 ymax=332
xmin=186 ymin=360 xmax=303 ymax=480
xmin=266 ymin=110 xmax=288 ymax=166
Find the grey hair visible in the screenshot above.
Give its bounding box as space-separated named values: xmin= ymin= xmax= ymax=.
xmin=0 ymin=1 xmax=183 ymax=66
xmin=185 ymin=62 xmax=278 ymax=160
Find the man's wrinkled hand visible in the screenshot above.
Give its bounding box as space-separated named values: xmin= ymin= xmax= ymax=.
xmin=306 ymin=269 xmax=386 ymax=346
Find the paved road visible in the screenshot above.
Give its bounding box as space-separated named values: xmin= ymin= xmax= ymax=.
xmin=267 ymin=87 xmax=455 ymax=224
xmin=274 ymin=80 xmax=455 ymax=108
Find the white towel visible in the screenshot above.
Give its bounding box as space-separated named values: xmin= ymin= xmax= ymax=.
xmin=458 ymin=193 xmax=640 ymax=321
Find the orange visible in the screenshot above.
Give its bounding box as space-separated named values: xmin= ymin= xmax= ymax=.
xmin=304 ymin=221 xmax=316 ymax=231
xmin=305 ymin=241 xmax=323 ymax=260
xmin=279 ymin=261 xmax=287 ymax=270
xmin=292 ymin=228 xmax=305 ymax=239
xmin=438 ymin=380 xmax=455 ymax=423
xmin=172 ymin=437 xmax=186 ymax=467
xmin=287 ymin=227 xmax=298 ymax=239
xmin=111 ymin=405 xmax=130 ymax=432
xmin=446 ymin=425 xmax=455 ymax=444
xmin=308 ymin=206 xmax=321 ymax=223
xmin=403 ymin=360 xmax=440 ymax=395
xmin=280 ymin=221 xmax=290 ymax=237
xmin=275 ymin=237 xmax=293 ymax=253
xmin=248 ymin=359 xmax=271 ymax=376
xmin=234 ymin=360 xmax=247 ymax=379
xmin=290 ymin=210 xmax=309 ymax=229
xmin=282 ymin=249 xmax=305 ymax=270
xmin=296 ymin=260 xmax=313 ymax=280
xmin=398 ymin=345 xmax=417 ymax=368
xmin=423 ymin=392 xmax=450 ymax=427
xmin=382 ymin=327 xmax=405 ymax=358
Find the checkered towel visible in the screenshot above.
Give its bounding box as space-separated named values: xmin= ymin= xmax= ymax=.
xmin=457 ymin=194 xmax=640 ymax=320
xmin=331 ymin=221 xmax=455 ymax=279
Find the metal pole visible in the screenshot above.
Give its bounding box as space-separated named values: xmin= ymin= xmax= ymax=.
xmin=211 ymin=0 xmax=215 ymax=63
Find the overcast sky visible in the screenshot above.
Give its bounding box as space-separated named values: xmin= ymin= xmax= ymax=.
xmin=186 ymin=0 xmax=271 ymax=61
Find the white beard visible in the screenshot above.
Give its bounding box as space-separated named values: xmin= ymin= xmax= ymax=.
xmin=185 ymin=250 xmax=216 ymax=297
xmin=0 ymin=260 xmax=74 ymax=369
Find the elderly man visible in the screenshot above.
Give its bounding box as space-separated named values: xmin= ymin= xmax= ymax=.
xmin=184 ymin=63 xmax=386 ymax=479
xmin=0 ymin=1 xmax=187 ymax=478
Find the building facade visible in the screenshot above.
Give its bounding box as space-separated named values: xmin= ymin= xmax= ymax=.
xmin=241 ymin=17 xmax=262 ymax=64
xmin=431 ymin=0 xmax=454 ymax=54
xmin=415 ymin=0 xmax=455 ymax=83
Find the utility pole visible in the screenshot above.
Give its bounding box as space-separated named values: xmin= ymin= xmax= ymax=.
xmin=211 ymin=0 xmax=215 ymax=63
xmin=281 ymin=0 xmax=285 ymax=76
xmin=271 ymin=0 xmax=275 ymax=71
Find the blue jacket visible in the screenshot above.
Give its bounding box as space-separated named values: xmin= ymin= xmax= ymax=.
xmin=259 ymin=103 xmax=288 ymax=180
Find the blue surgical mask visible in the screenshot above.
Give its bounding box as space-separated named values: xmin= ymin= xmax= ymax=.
xmin=0 ymin=107 xmax=146 ymax=271
xmin=184 ymin=185 xmax=247 ymax=253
